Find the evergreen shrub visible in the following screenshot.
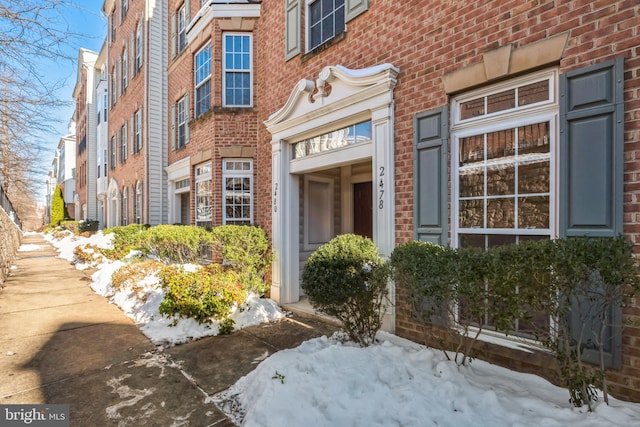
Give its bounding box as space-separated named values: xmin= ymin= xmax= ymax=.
xmin=212 ymin=225 xmax=274 ymax=295
xmin=144 ymin=224 xmax=214 ymax=264
xmin=158 ymin=264 xmax=247 ymax=324
xmin=301 ymin=234 xmax=388 ymax=347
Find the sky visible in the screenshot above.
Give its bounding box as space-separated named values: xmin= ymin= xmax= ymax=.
xmin=16 ymin=230 xmax=640 ymax=427
xmin=38 ymin=1 xmax=106 ymax=200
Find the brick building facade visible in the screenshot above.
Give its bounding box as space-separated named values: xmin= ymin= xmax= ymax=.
xmin=166 ymin=0 xmax=260 ymax=229
xmin=80 ymin=0 xmax=640 ymax=402
xmin=102 ymin=0 xmax=166 ymax=227
xmin=253 ymin=0 xmax=640 ymax=401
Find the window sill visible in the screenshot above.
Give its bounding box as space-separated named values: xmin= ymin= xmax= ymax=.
xmin=301 ymin=32 xmax=346 ymax=63
xmin=457 ymin=325 xmax=549 ymax=355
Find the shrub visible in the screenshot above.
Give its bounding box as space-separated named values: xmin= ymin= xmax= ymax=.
xmin=111 ymin=259 xmax=164 ymax=300
xmin=50 ymin=185 xmax=66 ymax=226
xmin=544 ymin=237 xmax=640 ymax=409
xmin=389 ymin=241 xmax=454 ymax=352
xmin=212 ymin=225 xmax=274 ymax=295
xmin=60 ymin=220 xmax=79 ymax=234
xmin=144 ymin=224 xmax=214 ymax=264
xmin=79 ymin=219 xmax=99 ymax=233
xmin=158 ymin=264 xmax=247 ymax=325
xmin=73 ymin=243 xmax=107 ymax=266
xmin=101 ymin=224 xmax=149 ymax=260
xmin=389 ymin=235 xmax=640 ymax=409
xmin=301 ymin=234 xmax=388 ymax=347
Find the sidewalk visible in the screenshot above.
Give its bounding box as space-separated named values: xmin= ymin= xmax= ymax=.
xmin=0 ymin=233 xmax=336 ymax=426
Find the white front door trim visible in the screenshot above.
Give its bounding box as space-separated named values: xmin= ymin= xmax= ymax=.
xmin=265 ymin=64 xmax=399 ymax=332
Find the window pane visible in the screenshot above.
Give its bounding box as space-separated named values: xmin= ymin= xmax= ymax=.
xmin=518 ymin=161 xmax=549 ymax=194
xmin=486 ymin=165 xmax=515 ymax=196
xmin=459 ymin=169 xmax=483 ymax=198
xmin=310 ymin=1 xmax=321 ymax=23
xmin=310 ymin=24 xmax=321 ymax=48
xmin=518 ymin=122 xmax=550 ymax=155
xmin=486 ymin=128 xmax=515 ymax=162
xmin=354 ymin=121 xmax=372 ymax=141
xmin=459 ymin=134 xmax=484 ymax=167
xmin=486 ymin=198 xmax=514 ymax=228
xmin=518 ymin=196 xmax=549 ymax=228
xmin=487 ymin=89 xmax=515 ymax=114
xmin=459 ymin=97 xmax=484 ymax=120
xmin=487 ymin=234 xmax=516 ymax=248
xmin=321 ymin=16 xmax=333 ymax=42
xmin=459 ymin=199 xmax=483 ymax=228
xmin=459 ymin=234 xmax=486 ymax=248
xmin=518 ymin=80 xmax=549 ymax=106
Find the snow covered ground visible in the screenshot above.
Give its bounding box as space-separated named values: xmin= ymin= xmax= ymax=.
xmin=33 ymin=231 xmax=640 ymax=426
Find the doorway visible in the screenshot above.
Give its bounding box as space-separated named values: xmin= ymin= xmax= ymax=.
xmin=353 ymin=181 xmax=372 ymax=239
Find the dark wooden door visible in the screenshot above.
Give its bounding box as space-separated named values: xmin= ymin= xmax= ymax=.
xmin=353 ymin=182 xmax=373 ymax=239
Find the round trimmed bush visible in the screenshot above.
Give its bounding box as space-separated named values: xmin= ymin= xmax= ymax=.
xmin=301 ymin=234 xmax=388 ymax=346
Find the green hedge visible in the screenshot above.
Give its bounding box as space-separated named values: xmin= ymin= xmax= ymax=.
xmin=389 ymin=236 xmax=640 ymax=409
xmin=143 ymin=224 xmax=214 ymax=264
xmin=158 ymin=264 xmax=247 ymax=325
xmin=212 ymin=225 xmax=274 ymax=295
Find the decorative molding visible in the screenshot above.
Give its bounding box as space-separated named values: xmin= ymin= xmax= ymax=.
xmin=442 ymin=32 xmax=569 ymax=94
xmin=265 ymin=64 xmax=399 ymax=134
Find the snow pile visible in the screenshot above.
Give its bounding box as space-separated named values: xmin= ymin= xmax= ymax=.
xmin=48 ymin=231 xmax=284 ymax=346
xmin=43 ymin=231 xmax=640 ymax=426
xmin=214 ymin=332 xmax=640 ymax=427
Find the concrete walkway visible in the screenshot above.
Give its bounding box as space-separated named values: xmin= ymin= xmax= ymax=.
xmin=0 ymin=234 xmax=336 ymax=426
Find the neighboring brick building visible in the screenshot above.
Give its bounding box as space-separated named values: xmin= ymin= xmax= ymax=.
xmin=254 ymin=0 xmax=640 ymax=401
xmin=73 ymin=48 xmax=98 ymax=221
xmin=103 ymin=0 xmax=166 ymax=227
xmin=166 ymin=1 xmax=260 ymax=229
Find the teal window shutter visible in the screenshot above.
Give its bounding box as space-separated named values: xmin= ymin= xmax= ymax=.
xmin=560 ymin=58 xmax=624 ymax=369
xmin=559 ymin=58 xmax=624 ymax=238
xmin=284 ymin=0 xmax=301 ymax=60
xmin=345 ymin=0 xmax=369 ymax=22
xmin=414 ymin=107 xmax=448 ymax=245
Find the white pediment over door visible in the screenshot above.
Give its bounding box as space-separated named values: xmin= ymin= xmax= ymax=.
xmin=265 ymin=64 xmax=399 ymax=138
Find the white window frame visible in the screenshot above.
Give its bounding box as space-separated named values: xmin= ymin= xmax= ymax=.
xmin=110 ymin=135 xmax=117 ymax=168
xmin=222 ymin=159 xmax=253 ymax=225
xmin=135 ymin=21 xmax=143 ymax=73
xmin=450 ymin=69 xmax=559 ymax=339
xmin=177 ymin=96 xmax=188 ymax=148
xmin=178 ymin=3 xmax=187 ymax=54
xmin=122 ymin=186 xmax=129 ymax=226
xmin=121 ymin=122 xmax=128 ymax=162
xmin=111 ymin=66 xmax=117 ymax=107
xmin=306 ymin=0 xmax=346 ymax=52
xmin=136 ymin=181 xmax=143 ymax=224
xmin=122 ymin=45 xmax=128 ymax=91
xmin=134 ymin=108 xmax=142 ymax=152
xmin=122 ymin=0 xmax=128 ymax=19
xmin=451 ymin=69 xmax=559 ymax=247
xmin=194 ymin=43 xmax=212 ymax=117
xmin=195 ymin=162 xmax=212 ymax=227
xmin=222 ymin=33 xmax=253 ymax=107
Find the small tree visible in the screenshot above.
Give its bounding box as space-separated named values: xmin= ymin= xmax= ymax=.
xmin=50 ymin=185 xmax=66 ymax=226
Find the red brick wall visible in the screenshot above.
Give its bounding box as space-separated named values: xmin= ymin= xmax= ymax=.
xmin=74 ymin=66 xmax=88 ymax=219
xmin=167 ymin=7 xmax=260 ymax=226
xmin=255 ymin=0 xmax=640 ymax=401
xmin=106 ymin=0 xmax=147 ymax=224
